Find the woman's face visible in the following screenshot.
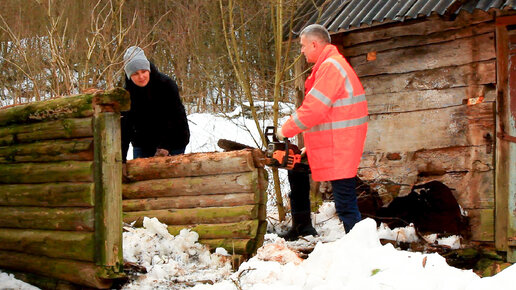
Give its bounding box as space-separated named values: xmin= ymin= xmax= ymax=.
xmin=130 ymin=69 xmax=150 ymax=87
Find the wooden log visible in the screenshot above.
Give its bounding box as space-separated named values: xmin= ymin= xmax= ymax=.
xmin=361 ymin=60 xmax=496 ymax=96
xmin=0 ymin=250 xmax=113 ymax=289
xmin=126 ymin=149 xmax=257 ymax=181
xmin=123 ymin=205 xmax=257 ymax=226
xmin=0 ymin=207 xmax=94 ymax=231
xmin=0 ymin=88 xmax=129 ymax=127
xmin=0 ymin=138 xmax=93 ymax=163
xmin=1 ymin=270 xmax=78 ymax=290
xmin=167 ymin=220 xmax=259 ymax=239
xmin=343 ymin=21 xmax=495 ymax=57
xmin=365 ymin=102 xmax=494 ymax=153
xmin=199 ymin=238 xmax=253 ymax=255
xmin=349 ymin=33 xmax=496 ymax=77
xmin=123 ymin=171 xmax=259 ymax=199
xmin=0 ymin=161 xmax=94 ymax=184
xmin=0 ymin=117 xmax=93 ymax=146
xmin=367 ymin=85 xmax=496 ymax=114
xmin=123 ymin=193 xmax=256 ymax=212
xmin=93 ymin=112 xmax=123 ymax=272
xmin=0 ymin=228 xmax=94 ymax=262
xmin=0 ymin=182 xmax=94 ymax=207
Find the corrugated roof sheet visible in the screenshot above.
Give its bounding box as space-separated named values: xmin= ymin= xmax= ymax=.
xmin=292 ymin=0 xmax=516 ymax=34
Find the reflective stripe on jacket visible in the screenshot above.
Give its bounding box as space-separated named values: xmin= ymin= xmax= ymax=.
xmin=282 ymin=45 xmax=368 ymax=181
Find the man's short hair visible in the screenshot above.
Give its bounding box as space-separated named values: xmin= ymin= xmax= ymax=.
xmin=300 ymin=24 xmax=331 ymax=43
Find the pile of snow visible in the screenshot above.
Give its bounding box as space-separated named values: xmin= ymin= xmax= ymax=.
xmin=0 ymin=272 xmax=39 ymax=290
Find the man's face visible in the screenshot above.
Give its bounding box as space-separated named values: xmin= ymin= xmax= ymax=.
xmin=300 ymin=35 xmax=320 ymax=63
xmin=130 ymin=69 xmax=150 ymax=87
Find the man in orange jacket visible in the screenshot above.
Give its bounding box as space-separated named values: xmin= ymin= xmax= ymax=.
xmin=278 ymin=24 xmax=368 ymax=239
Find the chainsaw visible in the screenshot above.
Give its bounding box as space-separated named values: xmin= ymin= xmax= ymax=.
xmin=264 ymin=126 xmax=304 ymax=170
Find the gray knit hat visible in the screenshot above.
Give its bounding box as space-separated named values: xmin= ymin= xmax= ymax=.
xmin=123 ymin=46 xmax=150 ymax=78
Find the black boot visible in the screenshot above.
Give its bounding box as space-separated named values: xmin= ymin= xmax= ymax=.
xmin=280 ymin=212 xmax=318 ymax=241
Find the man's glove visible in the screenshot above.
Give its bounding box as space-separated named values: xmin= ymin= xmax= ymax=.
xmin=155 ymin=148 xmax=169 ymax=157
xmin=276 ymin=127 xmax=285 ymax=140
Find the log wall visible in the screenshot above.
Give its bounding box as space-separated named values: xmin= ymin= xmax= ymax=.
xmin=333 ymin=10 xmax=497 ymax=241
xmin=0 ymin=88 xmax=129 ymax=289
xmin=122 ymin=149 xmax=268 ymax=256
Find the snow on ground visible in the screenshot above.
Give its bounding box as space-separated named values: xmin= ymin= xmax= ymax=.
xmin=1 ymin=110 xmax=515 ymax=289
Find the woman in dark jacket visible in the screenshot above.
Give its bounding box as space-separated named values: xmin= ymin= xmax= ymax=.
xmin=121 ymin=46 xmax=190 ymax=161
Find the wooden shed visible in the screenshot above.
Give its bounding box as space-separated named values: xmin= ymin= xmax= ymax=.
xmin=0 ymin=89 xmax=267 ymax=289
xmin=294 ymin=0 xmax=516 ymax=261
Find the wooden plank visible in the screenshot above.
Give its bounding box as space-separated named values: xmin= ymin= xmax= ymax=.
xmin=167 ymin=220 xmax=259 ymax=239
xmin=0 ymin=228 xmax=94 ymax=262
xmin=367 ymin=85 xmax=495 ymax=114
xmin=0 ymin=250 xmax=112 ymax=289
xmin=343 ymin=21 xmax=495 ymax=57
xmin=122 ymin=171 xmax=259 ymax=199
xmin=361 ymin=60 xmax=496 ymax=96
xmin=0 ymin=182 xmax=94 ymax=207
xmin=123 ymin=192 xmax=256 ymax=212
xmin=468 ymin=208 xmax=494 ymax=241
xmin=0 ymin=118 xmax=93 ymax=146
xmin=123 ymin=205 xmax=257 ymax=226
xmin=126 ymin=149 xmax=257 ymax=181
xmin=339 ymin=10 xmax=493 ymax=47
xmin=349 ymin=32 xmax=496 ymax=77
xmin=0 ymin=88 xmax=129 ymax=127
xmin=0 ymin=207 xmax=94 ymax=231
xmin=365 ymin=102 xmax=495 ymax=152
xmin=93 ymin=112 xmax=123 ymax=272
xmin=0 ymin=161 xmax=94 ymax=184
xmin=0 ymin=138 xmax=93 ymax=163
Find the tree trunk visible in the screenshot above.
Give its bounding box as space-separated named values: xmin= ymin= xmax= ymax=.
xmin=0 ymin=207 xmax=94 ymax=231
xmin=0 ymin=182 xmax=94 ymax=207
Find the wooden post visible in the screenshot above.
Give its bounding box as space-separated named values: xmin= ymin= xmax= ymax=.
xmin=93 ymin=111 xmax=124 ymax=278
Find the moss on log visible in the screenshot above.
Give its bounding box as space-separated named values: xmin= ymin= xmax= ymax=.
xmin=199 ymin=238 xmax=254 ymax=255
xmin=0 ymin=182 xmax=94 ymax=207
xmin=126 ymin=150 xmax=258 ymax=181
xmin=0 ymin=138 xmax=93 ymax=163
xmin=0 ymin=88 xmax=129 ymax=127
xmin=122 ymin=171 xmax=259 ymax=199
xmin=0 ymin=161 xmax=93 ymax=184
xmin=167 ymin=220 xmax=259 ymax=239
xmin=0 ymin=250 xmax=113 ymax=289
xmin=0 ymin=118 xmax=93 ymax=146
xmin=0 ymin=207 xmax=94 ymax=231
xmin=0 ymin=228 xmax=94 ymax=262
xmin=123 ymin=205 xmax=257 ymax=226
xmin=123 ymin=192 xmax=256 ymax=212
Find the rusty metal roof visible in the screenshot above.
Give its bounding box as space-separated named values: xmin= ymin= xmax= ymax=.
xmin=291 ymin=0 xmax=516 ymax=34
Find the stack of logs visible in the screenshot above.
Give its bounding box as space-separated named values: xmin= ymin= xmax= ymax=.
xmin=123 ymin=149 xmax=268 ymax=258
xmin=0 ymin=89 xmax=129 ymax=289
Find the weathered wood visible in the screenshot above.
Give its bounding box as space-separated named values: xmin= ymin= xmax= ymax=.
xmin=0 ymin=118 xmax=93 ymax=146
xmin=0 ymin=228 xmax=94 ymax=262
xmin=123 ymin=193 xmax=256 ymax=212
xmin=0 ymin=138 xmax=93 ymax=163
xmin=0 ymin=182 xmax=94 ymax=207
xmin=349 ymin=33 xmax=496 ymax=77
xmin=0 ymin=207 xmax=94 ymax=231
xmin=0 ymin=88 xmax=129 ymax=127
xmin=123 ymin=205 xmax=257 ymax=226
xmin=367 ymin=85 xmax=496 ymax=114
xmin=365 ymin=102 xmax=495 ymax=153
xmin=167 ymin=220 xmax=259 ymax=239
xmin=339 ymin=10 xmax=493 ymax=47
xmin=199 ymin=238 xmax=253 ymax=255
xmin=126 ymin=149 xmax=257 ymax=181
xmin=122 ymin=171 xmax=259 ymax=199
xmin=0 ymin=161 xmax=93 ymax=183
xmin=0 ymin=250 xmax=113 ymax=289
xmin=343 ymin=21 xmax=495 ymax=57
xmin=468 ymin=208 xmax=494 ymax=241
xmin=93 ymin=112 xmax=123 ymax=273
xmin=361 ymin=60 xmax=496 ymax=96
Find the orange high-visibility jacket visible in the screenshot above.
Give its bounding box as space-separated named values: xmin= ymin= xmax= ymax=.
xmin=282 ymin=45 xmax=368 ymax=181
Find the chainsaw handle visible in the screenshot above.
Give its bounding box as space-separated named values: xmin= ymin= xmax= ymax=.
xmin=265 ymin=126 xmax=279 ymax=144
